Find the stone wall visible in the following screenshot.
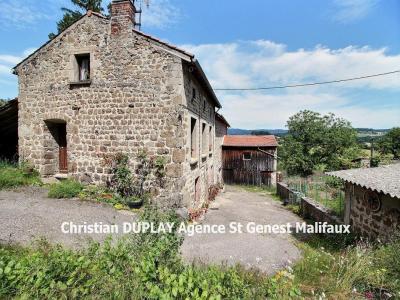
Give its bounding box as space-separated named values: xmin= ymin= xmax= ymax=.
xmin=277 ymin=182 xmax=343 ymax=224
xmin=215 ymin=117 xmax=227 ymax=185
xmin=277 ymin=182 xmax=292 ymax=202
xmin=345 ymin=183 xmax=400 ymax=239
xmin=15 ymin=13 xmax=219 ymax=209
xmin=301 ymin=197 xmax=343 ymax=225
xmin=180 ymin=63 xmax=218 ymax=208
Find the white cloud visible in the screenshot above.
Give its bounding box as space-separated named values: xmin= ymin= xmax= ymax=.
xmin=182 ymin=40 xmax=400 ymax=129
xmin=140 ymin=0 xmax=181 ymax=29
xmin=332 ymin=0 xmax=379 ymax=23
xmin=0 ymin=0 xmax=67 ymax=29
xmin=0 ymin=48 xmax=35 ymax=96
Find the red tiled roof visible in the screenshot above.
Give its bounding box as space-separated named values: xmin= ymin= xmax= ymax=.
xmin=223 ymin=135 xmax=278 ymax=147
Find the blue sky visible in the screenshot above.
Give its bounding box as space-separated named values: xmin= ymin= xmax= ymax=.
xmin=0 ymin=0 xmax=399 ymax=128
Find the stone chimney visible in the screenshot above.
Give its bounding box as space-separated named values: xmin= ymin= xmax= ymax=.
xmin=111 ymin=0 xmax=136 ymax=35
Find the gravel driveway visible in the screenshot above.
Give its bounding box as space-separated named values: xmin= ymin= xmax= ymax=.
xmin=0 ymin=187 xmax=136 ymax=248
xmin=181 ymin=186 xmax=302 ymax=274
xmin=1 ymin=185 xmax=301 ymax=273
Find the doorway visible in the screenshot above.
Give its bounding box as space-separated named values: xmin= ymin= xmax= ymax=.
xmin=44 ymin=120 xmax=68 ymax=174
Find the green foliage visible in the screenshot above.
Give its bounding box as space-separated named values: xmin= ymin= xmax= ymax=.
xmin=48 ymin=179 xmax=84 ymax=199
xmin=49 ymin=0 xmax=104 ymax=39
xmin=377 ymin=127 xmax=400 ymax=160
xmin=0 ymin=99 xmax=8 ymax=107
xmin=0 ymin=206 xmax=301 ymax=299
xmin=0 ymin=161 xmax=41 ymax=190
xmin=109 ymin=153 xmax=133 ymax=197
xmin=280 ymin=110 xmax=361 ymax=176
xmin=324 ymin=176 xmax=344 ymax=189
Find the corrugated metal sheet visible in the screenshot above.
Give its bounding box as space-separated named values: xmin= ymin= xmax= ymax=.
xmin=327 ymin=164 xmax=400 ymax=199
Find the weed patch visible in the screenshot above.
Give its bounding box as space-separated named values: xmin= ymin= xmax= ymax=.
xmin=48 ymin=180 xmax=84 ymax=199
xmin=0 ymin=161 xmax=41 ymax=190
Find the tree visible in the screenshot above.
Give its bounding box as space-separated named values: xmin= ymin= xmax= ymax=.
xmin=0 ymin=99 xmax=9 ymax=107
xmin=377 ymin=127 xmax=400 ymax=160
xmin=49 ymin=0 xmax=104 ymax=39
xmin=280 ymin=110 xmax=360 ymax=176
xmin=251 ymin=130 xmax=271 ymax=136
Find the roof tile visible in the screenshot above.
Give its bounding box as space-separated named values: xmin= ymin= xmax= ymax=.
xmin=223 ymin=135 xmax=278 ymax=147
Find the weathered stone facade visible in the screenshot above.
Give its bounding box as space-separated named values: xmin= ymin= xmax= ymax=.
xmin=14 ymin=1 xmax=223 ymax=209
xmin=344 ymin=183 xmax=400 ymax=238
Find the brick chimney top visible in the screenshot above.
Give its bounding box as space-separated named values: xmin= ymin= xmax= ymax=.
xmin=111 ymin=0 xmax=136 ymax=35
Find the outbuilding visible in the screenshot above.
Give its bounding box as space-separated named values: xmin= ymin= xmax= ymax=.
xmin=328 ymin=164 xmax=400 ymax=239
xmin=222 ymin=135 xmax=278 ymax=186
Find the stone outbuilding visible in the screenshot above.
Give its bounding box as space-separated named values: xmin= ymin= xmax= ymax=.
xmin=328 ymin=164 xmax=400 ymax=239
xmin=12 ymin=0 xmax=227 ymax=209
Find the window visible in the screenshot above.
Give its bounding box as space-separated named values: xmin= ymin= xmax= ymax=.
xmin=209 ymin=125 xmax=213 ymax=152
xmin=191 ymin=117 xmax=197 ymax=158
xmin=202 ymin=123 xmax=207 ymax=154
xmin=203 ymin=100 xmax=206 ymax=111
xmin=243 ymin=152 xmax=251 ymax=160
xmin=75 ymin=54 xmax=90 ymax=81
xmin=192 ymin=88 xmax=196 ymax=100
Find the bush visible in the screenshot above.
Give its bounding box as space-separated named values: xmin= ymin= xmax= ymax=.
xmin=48 ymin=180 xmax=84 ymax=199
xmin=0 ymin=161 xmax=41 ymax=190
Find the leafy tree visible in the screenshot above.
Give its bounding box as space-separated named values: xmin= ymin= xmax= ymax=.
xmin=280 ymin=110 xmax=360 ymax=176
xmin=0 ymin=99 xmax=9 ymax=107
xmin=377 ymin=127 xmax=400 ymax=159
xmin=49 ymin=0 xmax=104 ymax=39
xmin=251 ymin=130 xmax=271 ymax=136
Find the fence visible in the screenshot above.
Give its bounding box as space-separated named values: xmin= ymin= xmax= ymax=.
xmin=278 ymin=177 xmax=345 ymax=220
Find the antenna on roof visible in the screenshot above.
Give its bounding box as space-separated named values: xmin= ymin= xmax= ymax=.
xmin=134 ymin=0 xmax=150 ymax=31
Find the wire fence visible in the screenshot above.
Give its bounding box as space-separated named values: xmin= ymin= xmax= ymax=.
xmin=286 ymin=177 xmax=345 ymax=219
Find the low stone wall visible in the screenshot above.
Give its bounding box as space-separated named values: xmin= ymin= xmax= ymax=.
xmin=277 ymin=182 xmax=291 ymax=201
xmin=277 ymin=182 xmax=343 ymax=224
xmin=301 ymin=197 xmax=343 ymax=225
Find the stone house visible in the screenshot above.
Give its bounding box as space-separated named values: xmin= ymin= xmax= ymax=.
xmin=328 ymin=164 xmax=400 ymax=238
xmin=13 ymin=0 xmax=225 ymax=209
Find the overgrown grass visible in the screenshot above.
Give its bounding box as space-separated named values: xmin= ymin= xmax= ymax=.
xmin=48 ymin=179 xmax=84 ymax=199
xmin=234 ymin=184 xmax=281 ymax=201
xmin=291 ymin=234 xmax=400 ymax=299
xmin=0 ymin=161 xmax=41 ymax=190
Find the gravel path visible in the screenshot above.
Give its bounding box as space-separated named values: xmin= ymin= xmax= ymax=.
xmin=0 ymin=187 xmax=136 ymax=248
xmin=1 ymin=185 xmax=301 ymax=273
xmin=181 ymin=186 xmax=302 ymax=274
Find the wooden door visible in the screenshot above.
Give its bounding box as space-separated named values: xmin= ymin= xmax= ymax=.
xmin=58 ymin=125 xmax=68 ymax=173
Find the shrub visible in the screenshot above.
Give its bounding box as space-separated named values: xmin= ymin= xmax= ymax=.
xmin=48 ymin=180 xmax=84 ymax=199
xmin=0 ymin=161 xmax=41 ymax=190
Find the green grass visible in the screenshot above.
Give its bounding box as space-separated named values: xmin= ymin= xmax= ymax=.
xmin=234 ymin=184 xmax=281 ymax=201
xmin=48 ymin=179 xmax=84 ymax=199
xmin=0 ymin=161 xmax=41 ymax=190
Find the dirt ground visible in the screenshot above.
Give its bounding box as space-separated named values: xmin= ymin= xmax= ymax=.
xmin=181 ymin=185 xmax=302 ymax=274
xmin=0 ymin=186 xmax=136 ymax=248
xmin=0 ymin=185 xmax=302 ymax=273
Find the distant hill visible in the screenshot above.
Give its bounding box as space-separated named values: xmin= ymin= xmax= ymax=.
xmin=228 ymin=128 xmax=288 ymax=136
xmin=227 ymin=128 xmax=390 ymax=138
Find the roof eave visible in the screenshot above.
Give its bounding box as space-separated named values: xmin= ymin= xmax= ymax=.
xmin=192 ymin=59 xmax=222 ymax=109
xmin=13 ymin=12 xmax=107 ymax=74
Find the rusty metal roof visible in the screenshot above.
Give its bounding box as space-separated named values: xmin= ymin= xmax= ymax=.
xmin=327 ymin=163 xmax=400 ymax=199
xmin=223 ymin=135 xmax=278 ymax=147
